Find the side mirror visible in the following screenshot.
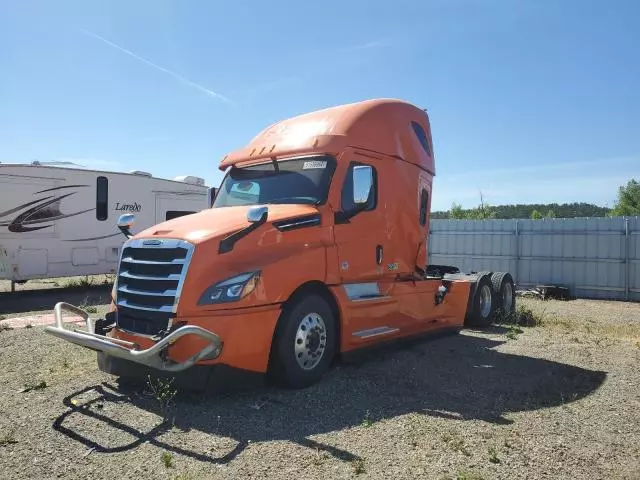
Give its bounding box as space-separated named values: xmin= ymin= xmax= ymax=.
xmin=247 ymin=206 xmax=268 ymax=224
xmin=117 ymin=214 xmax=135 ymax=239
xmin=352 ymin=165 xmax=373 ymax=205
xmin=219 ymin=206 xmax=269 ymax=255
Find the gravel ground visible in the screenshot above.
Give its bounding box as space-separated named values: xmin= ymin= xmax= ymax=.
xmin=1 ymin=297 xmax=639 ymax=479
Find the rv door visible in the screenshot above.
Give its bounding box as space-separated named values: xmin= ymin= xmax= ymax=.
xmin=155 ymin=193 xmax=206 ymax=223
xmin=0 ymin=245 xmax=10 ymax=280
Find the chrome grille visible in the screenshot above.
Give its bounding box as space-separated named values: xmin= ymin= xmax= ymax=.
xmin=115 ymin=238 xmax=194 ymax=336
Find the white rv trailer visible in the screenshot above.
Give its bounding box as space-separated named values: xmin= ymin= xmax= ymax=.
xmin=0 ymin=162 xmax=216 ymax=288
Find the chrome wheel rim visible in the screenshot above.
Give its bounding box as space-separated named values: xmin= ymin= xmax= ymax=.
xmin=502 ymin=282 xmax=513 ymax=312
xmin=480 ymin=284 xmax=492 ymax=318
xmin=294 ymin=312 xmax=327 ymax=370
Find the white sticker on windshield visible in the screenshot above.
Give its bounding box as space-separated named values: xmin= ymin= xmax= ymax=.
xmin=303 ymin=160 xmax=327 ymax=170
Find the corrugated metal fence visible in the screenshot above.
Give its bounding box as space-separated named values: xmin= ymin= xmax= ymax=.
xmin=427 ymin=217 xmax=640 ymax=301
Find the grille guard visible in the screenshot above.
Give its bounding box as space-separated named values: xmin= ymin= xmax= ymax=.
xmin=44 ymin=302 xmax=223 ymax=372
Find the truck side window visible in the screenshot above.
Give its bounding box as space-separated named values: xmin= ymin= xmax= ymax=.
xmin=411 ymin=121 xmax=431 ymax=157
xmin=96 ymin=176 xmax=108 ymax=221
xmin=419 ymin=188 xmax=429 ymax=225
xmin=341 ymin=161 xmax=377 ymax=212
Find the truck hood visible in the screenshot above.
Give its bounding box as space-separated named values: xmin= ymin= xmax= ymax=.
xmin=133 ymin=204 xmax=321 ymax=244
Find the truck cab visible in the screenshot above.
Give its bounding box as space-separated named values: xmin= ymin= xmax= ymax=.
xmin=46 ymin=98 xmax=515 ymax=389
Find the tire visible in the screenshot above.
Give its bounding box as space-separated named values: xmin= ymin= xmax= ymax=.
xmin=464 ymin=274 xmax=497 ymax=327
xmin=491 ymin=272 xmax=516 ymax=316
xmin=268 ymin=294 xmax=337 ymax=389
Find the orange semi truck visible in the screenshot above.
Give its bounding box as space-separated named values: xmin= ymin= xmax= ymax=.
xmin=45 ymin=98 xmax=516 ymax=389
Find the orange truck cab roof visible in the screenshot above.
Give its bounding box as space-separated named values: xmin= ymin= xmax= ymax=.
xmin=219 ymin=98 xmax=436 ymax=176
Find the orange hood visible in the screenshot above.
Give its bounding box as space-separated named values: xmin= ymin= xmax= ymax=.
xmin=133 ymin=204 xmax=321 ymax=244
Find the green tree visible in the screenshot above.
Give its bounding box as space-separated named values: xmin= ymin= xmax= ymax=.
xmin=450 ymin=202 xmax=466 ymax=219
xmin=433 ymin=201 xmax=610 ymax=219
xmin=467 ymin=192 xmax=497 ymax=219
xmin=611 ymin=179 xmax=640 ymax=216
xmin=545 ymin=209 xmax=556 ymax=218
xmin=468 ymin=204 xmax=497 ymax=219
xmin=446 ymin=194 xmax=497 ymax=220
xmin=531 ymin=209 xmax=543 ymax=219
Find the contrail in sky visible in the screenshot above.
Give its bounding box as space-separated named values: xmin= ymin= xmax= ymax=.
xmin=80 ymin=29 xmax=232 ymax=104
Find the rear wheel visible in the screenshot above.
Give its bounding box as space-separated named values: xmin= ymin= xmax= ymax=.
xmin=491 ymin=272 xmax=516 ymax=316
xmin=465 ymin=275 xmax=497 ymax=327
xmin=268 ymin=294 xmax=337 ymax=389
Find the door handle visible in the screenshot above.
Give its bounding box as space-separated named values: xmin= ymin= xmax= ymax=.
xmin=376 ymin=245 xmax=383 ymax=265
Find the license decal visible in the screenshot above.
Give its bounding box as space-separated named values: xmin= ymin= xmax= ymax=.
xmin=303 ymin=160 xmax=327 ymax=170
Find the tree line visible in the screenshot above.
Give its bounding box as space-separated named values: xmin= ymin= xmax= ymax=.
xmin=432 ymin=179 xmax=640 ymax=220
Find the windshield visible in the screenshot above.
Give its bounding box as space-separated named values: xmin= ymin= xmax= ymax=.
xmin=212 ymin=155 xmax=337 ymax=207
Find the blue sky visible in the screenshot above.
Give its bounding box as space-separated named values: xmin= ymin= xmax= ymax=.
xmin=1 ymin=0 xmax=639 ymax=211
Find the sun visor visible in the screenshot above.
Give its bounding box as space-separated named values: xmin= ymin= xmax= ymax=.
xmin=218 ymin=134 xmax=348 ymax=170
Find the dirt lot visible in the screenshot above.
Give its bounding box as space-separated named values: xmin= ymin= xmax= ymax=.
xmin=1 ymin=289 xmax=639 ymax=479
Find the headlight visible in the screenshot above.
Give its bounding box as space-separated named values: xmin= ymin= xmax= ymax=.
xmin=197 ymin=271 xmax=261 ymax=305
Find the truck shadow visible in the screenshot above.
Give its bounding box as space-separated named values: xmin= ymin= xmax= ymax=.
xmin=52 ymin=332 xmax=606 ymax=465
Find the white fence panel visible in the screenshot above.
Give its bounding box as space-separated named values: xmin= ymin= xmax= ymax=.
xmin=428 ymin=217 xmax=640 ymax=301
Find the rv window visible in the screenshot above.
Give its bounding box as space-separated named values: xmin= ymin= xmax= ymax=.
xmin=96 ymin=176 xmax=108 ymax=221
xmin=166 ymin=211 xmax=195 ymax=221
xmin=411 ymin=121 xmax=432 ymax=157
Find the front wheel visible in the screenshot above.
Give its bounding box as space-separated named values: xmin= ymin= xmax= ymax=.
xmin=268 ymin=294 xmax=337 ymax=389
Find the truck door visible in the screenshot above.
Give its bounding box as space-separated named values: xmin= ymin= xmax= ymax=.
xmin=333 ymin=151 xmax=415 ymax=346
xmin=332 ymin=152 xmax=388 ymax=285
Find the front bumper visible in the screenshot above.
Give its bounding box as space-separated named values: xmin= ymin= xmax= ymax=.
xmin=44 ymin=302 xmax=223 ymax=372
